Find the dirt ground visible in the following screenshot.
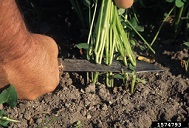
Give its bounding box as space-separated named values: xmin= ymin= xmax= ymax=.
xmin=4 ymin=51 xmax=189 ymax=128
xmin=2 ymin=0 xmax=189 ymax=128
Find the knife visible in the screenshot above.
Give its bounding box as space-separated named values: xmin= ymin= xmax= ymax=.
xmin=59 ymin=58 xmax=163 ymax=73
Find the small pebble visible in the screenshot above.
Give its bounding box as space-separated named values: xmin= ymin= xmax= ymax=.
xmin=36 ymin=118 xmax=43 ymax=124
xmin=87 ymin=114 xmax=92 ymax=119
xmin=101 ymin=104 xmax=108 ymax=111
xmin=85 ymin=83 xmax=95 ymax=93
xmin=0 ymin=104 xmax=3 ymax=110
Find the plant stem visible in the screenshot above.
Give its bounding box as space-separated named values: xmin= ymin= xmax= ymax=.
xmin=87 ymin=1 xmax=98 ymax=58
xmin=124 ymin=19 xmax=155 ymax=54
xmin=131 ymin=73 xmax=136 ymax=94
xmin=174 ymin=6 xmax=184 ymax=38
xmin=116 ymin=11 xmax=136 ymax=66
xmin=150 ymin=6 xmax=175 ymax=46
xmin=0 ymin=116 xmax=20 ymax=123
xmin=70 ymin=0 xmax=85 ymax=28
xmin=93 ymin=72 xmax=99 ymax=83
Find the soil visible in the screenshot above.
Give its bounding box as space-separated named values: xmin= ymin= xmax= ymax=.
xmin=1 ymin=0 xmax=189 ymax=128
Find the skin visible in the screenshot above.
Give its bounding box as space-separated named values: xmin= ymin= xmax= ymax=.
xmin=0 ymin=0 xmax=133 ymax=100
xmin=0 ymin=0 xmax=59 ymax=100
xmin=114 ymin=0 xmax=134 ymax=9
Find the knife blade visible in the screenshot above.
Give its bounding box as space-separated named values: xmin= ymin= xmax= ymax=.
xmin=59 ymin=58 xmax=163 ymax=73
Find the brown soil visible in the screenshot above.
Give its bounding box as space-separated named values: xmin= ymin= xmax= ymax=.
xmin=4 ymin=61 xmax=189 ymax=128
xmin=2 ymin=0 xmax=189 ymax=128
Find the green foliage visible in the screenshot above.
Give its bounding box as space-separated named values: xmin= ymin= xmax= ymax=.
xmin=184 ymin=42 xmax=189 ymax=47
xmin=165 ymin=0 xmax=189 ymax=71
xmin=70 ymin=0 xmax=152 ymax=91
xmin=71 ymin=0 xmax=189 ymax=90
xmin=166 ymin=0 xmax=189 ymax=39
xmin=175 ymin=0 xmax=185 ymax=8
xmin=184 ymin=42 xmax=189 ymax=71
xmin=113 ymin=74 xmax=126 ymax=79
xmin=0 ymin=85 xmax=18 ymax=107
xmin=73 ymin=121 xmax=83 ymax=128
xmin=85 ymin=0 xmax=140 ymax=88
xmin=0 ymin=85 xmax=19 ymax=127
xmin=0 ymin=110 xmax=10 ymax=127
xmin=76 ymin=43 xmax=89 ymax=50
xmin=166 ymin=0 xmax=188 ymax=8
xmin=129 ymin=18 xmax=144 ymax=32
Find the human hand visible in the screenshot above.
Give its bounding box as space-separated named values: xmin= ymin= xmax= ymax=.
xmin=114 ymin=0 xmax=134 ymax=8
xmin=0 ymin=34 xmax=60 ymax=100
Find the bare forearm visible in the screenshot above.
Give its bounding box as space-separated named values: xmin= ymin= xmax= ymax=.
xmin=0 ymin=0 xmax=59 ymax=100
xmin=0 ymin=0 xmax=31 ymax=63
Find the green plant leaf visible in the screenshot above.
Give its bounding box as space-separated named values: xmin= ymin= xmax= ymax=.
xmin=0 ymin=119 xmax=10 ymax=127
xmin=118 ymin=8 xmax=125 ymax=15
xmin=113 ymin=74 xmax=125 ymax=79
xmin=128 ymin=63 xmax=135 ymax=71
xmin=136 ymin=78 xmax=147 ymax=84
xmin=0 ymin=110 xmax=6 ymax=117
xmin=6 ymin=85 xmax=17 ymax=107
xmin=0 ymin=85 xmax=18 ymax=107
xmin=175 ymin=0 xmax=184 ymax=8
xmin=130 ymin=39 xmax=137 ymax=46
xmin=130 ymin=18 xmax=144 ymax=32
xmin=74 ymin=120 xmax=83 ymax=128
xmin=0 ymin=91 xmax=7 ymax=105
xmin=76 ymin=43 xmax=89 ymax=50
xmin=184 ymin=42 xmax=189 ymax=47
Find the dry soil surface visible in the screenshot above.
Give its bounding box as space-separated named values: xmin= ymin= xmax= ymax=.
xmin=2 ymin=0 xmax=189 ymax=127
xmin=3 ymin=45 xmax=189 ymax=127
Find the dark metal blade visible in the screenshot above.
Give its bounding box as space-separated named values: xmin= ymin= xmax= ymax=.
xmin=60 ymin=59 xmax=163 ymax=73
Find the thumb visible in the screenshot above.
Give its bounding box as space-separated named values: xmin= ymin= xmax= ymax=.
xmin=114 ymin=0 xmax=134 ymax=9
